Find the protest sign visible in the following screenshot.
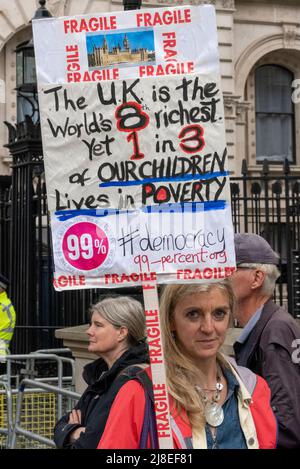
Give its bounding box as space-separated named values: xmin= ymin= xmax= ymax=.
xmin=33 ymin=5 xmax=236 ymax=291
xmin=33 ymin=4 xmax=236 ymax=450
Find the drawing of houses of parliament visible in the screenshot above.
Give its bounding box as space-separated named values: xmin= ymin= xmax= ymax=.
xmin=88 ymin=34 xmax=155 ymax=68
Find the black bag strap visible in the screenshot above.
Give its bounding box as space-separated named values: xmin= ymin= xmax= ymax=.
xmin=120 ymin=365 xmax=159 ymax=448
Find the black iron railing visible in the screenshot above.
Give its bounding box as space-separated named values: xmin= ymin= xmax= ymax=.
xmin=230 ymin=159 xmax=300 ymax=316
xmin=1 ymin=158 xmax=299 ymax=353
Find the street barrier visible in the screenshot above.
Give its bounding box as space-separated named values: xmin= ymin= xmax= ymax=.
xmin=0 ymin=349 xmax=78 ymax=449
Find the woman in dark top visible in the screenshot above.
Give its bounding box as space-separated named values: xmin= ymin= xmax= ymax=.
xmin=53 ymin=295 xmax=148 ymax=449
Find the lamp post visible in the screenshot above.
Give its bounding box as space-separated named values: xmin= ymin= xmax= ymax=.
xmin=15 ymin=39 xmax=39 ymax=124
xmin=15 ymin=1 xmax=52 ymax=125
xmin=3 ymin=0 xmax=52 ymax=353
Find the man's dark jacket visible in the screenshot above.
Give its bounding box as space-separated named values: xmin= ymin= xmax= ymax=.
xmin=234 ymin=299 xmax=300 ymax=449
xmin=53 ymin=342 xmax=149 ymax=449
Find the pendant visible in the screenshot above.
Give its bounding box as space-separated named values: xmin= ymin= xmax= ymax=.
xmin=204 ymin=401 xmax=224 ymax=427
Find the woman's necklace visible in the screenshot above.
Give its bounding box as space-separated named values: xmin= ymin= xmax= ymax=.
xmin=195 ymin=367 xmax=224 ymax=427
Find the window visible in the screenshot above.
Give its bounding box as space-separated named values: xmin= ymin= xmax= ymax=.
xmin=255 ymin=65 xmax=294 ymax=163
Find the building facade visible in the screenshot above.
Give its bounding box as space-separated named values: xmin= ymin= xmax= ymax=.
xmin=0 ymin=0 xmax=300 ymax=176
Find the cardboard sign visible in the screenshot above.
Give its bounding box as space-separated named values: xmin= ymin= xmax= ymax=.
xmin=33 ymin=5 xmax=236 ymax=291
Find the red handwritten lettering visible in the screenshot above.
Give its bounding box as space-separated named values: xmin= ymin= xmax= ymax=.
xmin=67 ymin=69 xmax=119 ymax=83
xmin=104 ymin=272 xmax=157 ymax=284
xmin=136 ymin=9 xmax=191 ymax=27
xmin=139 ymin=62 xmax=194 ymax=78
xmin=54 ymin=275 xmax=86 ymax=288
xmin=176 ymin=267 xmax=236 ymax=280
xmin=64 ymin=16 xmax=117 ymax=34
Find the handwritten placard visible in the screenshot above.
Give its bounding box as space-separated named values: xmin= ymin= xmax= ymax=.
xmin=33 ymin=5 xmax=236 ymax=291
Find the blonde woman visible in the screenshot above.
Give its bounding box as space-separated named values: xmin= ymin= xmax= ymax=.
xmin=94 ymin=282 xmax=277 ymax=449
xmin=159 ymin=281 xmax=277 ymax=449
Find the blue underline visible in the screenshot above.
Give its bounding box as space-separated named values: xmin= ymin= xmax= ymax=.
xmin=55 ymin=200 xmax=227 ymax=221
xmin=99 ymin=171 xmax=229 ymax=187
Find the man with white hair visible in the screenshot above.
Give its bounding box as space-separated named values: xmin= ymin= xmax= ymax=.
xmin=231 ymin=233 xmax=300 ymax=449
xmin=0 ymin=273 xmax=16 ymax=374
